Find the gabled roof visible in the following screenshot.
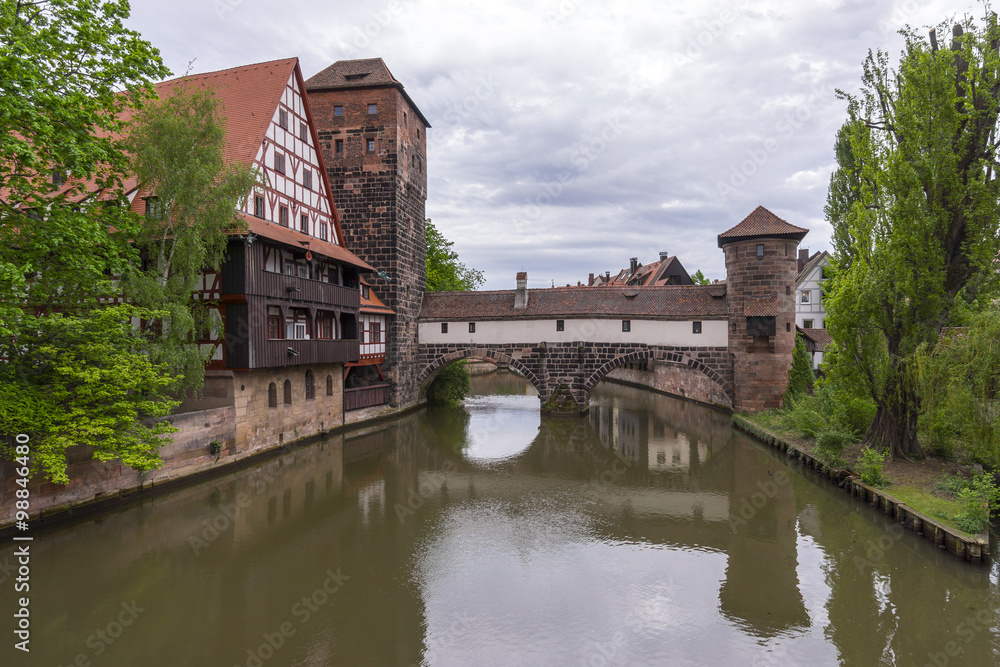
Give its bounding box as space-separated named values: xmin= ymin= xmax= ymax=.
xmin=421 ymin=285 xmax=728 ymax=321
xmin=798 ymin=327 xmax=832 ymax=350
xmin=304 ymin=58 xmax=431 ymax=128
xmin=360 ymin=277 xmax=394 ymax=315
xmin=240 ymin=214 xmax=373 ymax=271
xmin=796 ymin=250 xmax=830 ymax=285
xmin=718 ymin=206 xmax=808 ymax=248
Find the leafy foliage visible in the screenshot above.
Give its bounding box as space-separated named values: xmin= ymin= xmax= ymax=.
xmin=856 ymin=448 xmax=890 ymax=487
xmin=425 ymin=219 xmax=484 ymax=292
xmin=954 ymin=473 xmax=999 ymax=534
xmin=917 ymin=311 xmax=1000 ymax=468
xmin=785 ymin=333 xmax=816 ymax=400
xmin=825 ymin=15 xmax=1000 ymax=458
xmin=690 ymin=269 xmax=710 ymax=285
xmin=426 ymin=361 xmax=472 ymax=406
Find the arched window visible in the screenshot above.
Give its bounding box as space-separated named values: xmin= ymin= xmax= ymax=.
xmin=283 ymin=379 xmax=292 ymax=405
xmin=326 ymin=375 xmax=334 ymax=396
xmin=305 ymin=370 xmax=315 ymax=400
xmin=268 ymin=382 xmax=277 ymax=408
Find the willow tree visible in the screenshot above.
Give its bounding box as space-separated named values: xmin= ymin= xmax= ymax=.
xmin=826 ymin=15 xmax=1000 ymax=458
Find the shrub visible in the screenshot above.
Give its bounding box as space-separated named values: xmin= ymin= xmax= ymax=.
xmin=784 ymin=333 xmax=816 ymax=400
xmin=833 ymin=395 xmax=877 ymax=440
xmin=816 ymin=429 xmax=851 ymax=466
xmin=426 ymin=360 xmax=472 ymax=406
xmin=856 ymin=447 xmax=889 ymax=487
xmin=953 ymin=473 xmax=999 ymax=534
xmin=785 ymin=397 xmax=828 ymax=439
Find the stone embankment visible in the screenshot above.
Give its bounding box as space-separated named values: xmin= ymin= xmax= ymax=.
xmin=732 ymin=414 xmax=990 ymax=566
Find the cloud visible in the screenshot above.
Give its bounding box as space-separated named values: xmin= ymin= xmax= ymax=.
xmin=126 ymin=0 xmax=973 ymax=288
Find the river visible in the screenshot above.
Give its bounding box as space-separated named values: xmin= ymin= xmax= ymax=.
xmin=1 ymin=373 xmax=998 ymax=666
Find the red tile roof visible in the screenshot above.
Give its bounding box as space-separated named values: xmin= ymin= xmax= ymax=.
xmin=304 ymin=58 xmax=431 ymax=127
xmin=799 ymin=327 xmax=832 ymax=350
xmin=240 ymin=214 xmax=373 ymax=271
xmin=718 ymin=206 xmax=808 ymax=247
xmin=360 ymin=277 xmax=394 ymax=315
xmin=743 ymin=294 xmax=779 ymax=316
xmin=420 ymin=285 xmax=728 ymax=321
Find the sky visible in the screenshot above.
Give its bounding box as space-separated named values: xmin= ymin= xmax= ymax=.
xmin=126 ymin=0 xmax=983 ymax=289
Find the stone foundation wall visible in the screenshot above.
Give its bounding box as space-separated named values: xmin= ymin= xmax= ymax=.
xmin=605 ymin=360 xmax=733 ymax=409
xmin=0 ymin=364 xmax=346 ymax=531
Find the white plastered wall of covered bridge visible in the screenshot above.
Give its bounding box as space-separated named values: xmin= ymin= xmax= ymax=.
xmin=418 ymin=318 xmax=728 ymax=347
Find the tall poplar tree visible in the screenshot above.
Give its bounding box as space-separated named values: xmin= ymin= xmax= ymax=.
xmin=825 ymin=14 xmax=1000 ymax=458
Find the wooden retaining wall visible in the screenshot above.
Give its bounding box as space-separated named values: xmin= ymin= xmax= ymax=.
xmin=732 ymin=414 xmax=990 ymax=566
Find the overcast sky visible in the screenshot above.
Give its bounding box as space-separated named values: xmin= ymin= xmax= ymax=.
xmin=127 ymin=0 xmax=980 ymax=289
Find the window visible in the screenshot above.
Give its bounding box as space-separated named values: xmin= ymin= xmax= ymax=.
xmin=287 ymin=309 xmax=310 ymax=339
xmin=786 ymin=285 xmax=791 ymax=295
xmin=268 ymin=307 xmax=283 ymax=339
xmin=371 ymin=321 xmax=381 ymax=343
xmin=335 ymin=139 xmax=344 ymax=153
xmin=254 ymin=194 xmax=265 ymax=218
xmin=756 ymin=244 xmax=764 ymax=257
xmin=326 ymin=375 xmax=334 ymax=396
xmin=279 ymin=206 xmax=289 ymax=227
xmin=803 ymin=319 xmax=814 ymax=329
xmin=556 ymin=320 xmax=564 ymax=332
xmin=800 ymin=291 xmax=810 ymax=304
xmin=787 ymin=322 xmax=792 ymax=332
xmin=692 ymin=321 xmax=702 ymax=334
xmin=283 ymin=379 xmax=292 ymax=405
xmin=367 ymin=103 xmax=377 ymax=114
xmin=300 ymin=214 xmax=308 ymax=233
xmin=417 ymin=128 xmax=421 ymax=139
xmin=622 ymin=320 xmax=631 ymax=332
xmin=303 ymin=170 xmax=312 ymax=189
xmin=404 ymin=112 xmax=407 ymax=125
xmin=820 ymin=319 xmax=825 ymax=329
xmin=278 ymin=109 xmax=288 ymax=129
xmin=441 ymin=323 xmax=448 ymax=334
xmin=274 ymin=152 xmax=285 ymax=174
xmin=299 ymin=122 xmax=308 ymax=141
xmin=316 ymin=312 xmax=334 ymax=339
xmin=268 ymin=383 xmax=277 ymax=408
xmin=52 ymin=169 xmax=66 ymax=187
xmin=319 ymin=223 xmax=328 ymax=241
xmin=366 ymin=138 xmax=375 ymax=152
xmin=468 ymin=322 xmax=476 ymax=334
xmin=145 ymin=197 xmax=164 ymax=220
xmin=305 ymin=370 xmax=315 ymax=400
xmin=334 ymin=105 xmax=343 ymax=117
xmin=362 ymin=285 xmax=370 ymax=299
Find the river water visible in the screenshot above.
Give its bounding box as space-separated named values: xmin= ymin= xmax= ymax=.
xmin=2 ymin=373 xmax=998 ymax=666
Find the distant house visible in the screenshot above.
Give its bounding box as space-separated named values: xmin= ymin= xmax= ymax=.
xmin=795 ymin=249 xmax=831 ymax=369
xmin=589 ymin=252 xmax=694 ymax=287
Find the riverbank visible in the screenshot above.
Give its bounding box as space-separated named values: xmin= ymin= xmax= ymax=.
xmin=732 ymin=414 xmax=991 ymax=565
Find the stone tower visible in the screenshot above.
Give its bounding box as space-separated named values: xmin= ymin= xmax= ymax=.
xmin=305 ymin=58 xmax=430 ymax=407
xmin=719 ymin=206 xmax=807 ymax=411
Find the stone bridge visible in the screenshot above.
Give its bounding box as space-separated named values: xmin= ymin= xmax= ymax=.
xmin=413 ymin=207 xmax=810 ymax=414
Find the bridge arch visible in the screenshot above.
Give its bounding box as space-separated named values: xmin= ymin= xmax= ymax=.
xmin=584 ymin=349 xmax=733 ymax=410
xmin=416 ymin=347 xmax=544 ymax=398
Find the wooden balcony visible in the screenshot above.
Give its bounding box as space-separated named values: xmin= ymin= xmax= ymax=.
xmin=250 ymin=271 xmax=360 ymax=309
xmin=256 ymin=338 xmax=359 ymax=368
xmin=345 ymin=384 xmax=390 ymax=411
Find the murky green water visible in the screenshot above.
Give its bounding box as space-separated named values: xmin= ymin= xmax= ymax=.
xmin=2 ymin=373 xmax=998 ymax=666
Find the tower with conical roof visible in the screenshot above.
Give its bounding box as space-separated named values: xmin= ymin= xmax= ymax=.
xmin=305 ymin=58 xmax=430 ymax=407
xmin=718 ymin=206 xmax=808 ymax=411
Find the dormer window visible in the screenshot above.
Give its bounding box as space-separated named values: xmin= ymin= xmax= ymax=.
xmin=334 ymin=105 xmax=343 ymax=117
xmin=345 ymin=73 xmax=369 ymax=81
xmin=362 ymin=285 xmax=370 ymax=299
xmin=367 ymin=104 xmax=377 ymax=114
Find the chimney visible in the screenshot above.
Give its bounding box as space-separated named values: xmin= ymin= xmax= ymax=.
xmin=606 ymin=271 xmax=611 ymax=282
xmin=629 ymin=257 xmax=638 ymax=274
xmin=659 ymin=251 xmax=669 ymax=261
xmin=797 ymin=248 xmax=809 ymax=273
xmin=588 ymin=273 xmax=594 ymax=287
xmin=515 ymin=272 xmax=528 ymax=309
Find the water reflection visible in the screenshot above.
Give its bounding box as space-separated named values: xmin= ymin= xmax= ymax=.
xmin=0 ymin=375 xmax=997 ymax=666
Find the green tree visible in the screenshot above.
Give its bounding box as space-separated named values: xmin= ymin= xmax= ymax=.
xmin=425 ymin=219 xmax=484 ymax=292
xmin=823 ymin=120 xmax=865 ymax=266
xmin=826 ymin=15 xmax=1000 ymax=458
xmin=690 ymin=269 xmax=710 ymax=285
xmin=123 ymin=85 xmax=257 ymax=394
xmin=785 ymin=333 xmax=817 ymax=399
